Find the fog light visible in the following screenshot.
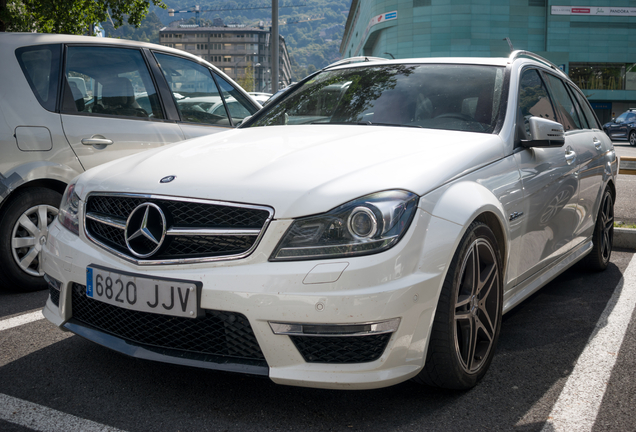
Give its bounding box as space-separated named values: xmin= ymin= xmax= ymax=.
xmin=44 ymin=273 xmax=61 ymax=291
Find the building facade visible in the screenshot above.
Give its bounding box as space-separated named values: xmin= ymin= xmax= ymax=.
xmin=160 ymin=24 xmax=293 ymax=93
xmin=341 ymin=1 xmax=636 ymax=122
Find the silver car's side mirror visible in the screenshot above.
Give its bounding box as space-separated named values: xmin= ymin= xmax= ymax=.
xmin=521 ymin=117 xmax=565 ymax=148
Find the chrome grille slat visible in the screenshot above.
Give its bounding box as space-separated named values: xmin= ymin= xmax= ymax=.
xmin=84 ymin=193 xmax=273 ymax=265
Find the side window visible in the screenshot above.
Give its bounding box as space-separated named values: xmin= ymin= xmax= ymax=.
xmin=571 ymin=85 xmax=600 ymax=129
xmin=544 ymin=74 xmax=581 ymax=131
xmin=63 ymin=46 xmax=164 ymax=119
xmin=15 ymin=44 xmax=61 ymax=112
xmin=213 ymin=73 xmax=259 ymax=124
xmin=628 ymin=113 xmax=636 ymax=122
xmin=565 ymin=85 xmax=589 ymax=129
xmin=517 ymin=69 xmax=556 ymax=141
xmin=153 ymin=53 xmax=230 ymax=126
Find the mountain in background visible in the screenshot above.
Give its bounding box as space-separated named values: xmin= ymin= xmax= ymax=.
xmin=103 ymin=0 xmax=351 ymax=81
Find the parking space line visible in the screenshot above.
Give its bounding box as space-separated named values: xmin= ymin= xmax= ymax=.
xmin=541 ymin=254 xmax=636 ymax=431
xmin=0 ymin=393 xmax=125 ymax=432
xmin=0 ymin=310 xmax=44 ymax=332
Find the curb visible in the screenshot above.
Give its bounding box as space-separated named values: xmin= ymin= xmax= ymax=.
xmin=614 ymin=228 xmax=636 ymax=250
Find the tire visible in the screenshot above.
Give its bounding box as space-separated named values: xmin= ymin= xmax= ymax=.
xmin=0 ymin=188 xmax=62 ymax=292
xmin=413 ymin=221 xmax=503 ymax=390
xmin=630 ymin=130 xmax=636 ymax=146
xmin=584 ymin=187 xmax=614 ymax=271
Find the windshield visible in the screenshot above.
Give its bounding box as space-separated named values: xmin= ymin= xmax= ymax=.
xmin=249 ymin=64 xmax=505 ymax=133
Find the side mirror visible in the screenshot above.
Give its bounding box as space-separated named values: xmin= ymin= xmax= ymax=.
xmin=521 ymin=117 xmax=565 ymax=148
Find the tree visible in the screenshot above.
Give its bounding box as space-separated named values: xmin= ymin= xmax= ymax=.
xmin=0 ymin=0 xmax=166 ymax=34
xmin=237 ymin=62 xmax=255 ymax=93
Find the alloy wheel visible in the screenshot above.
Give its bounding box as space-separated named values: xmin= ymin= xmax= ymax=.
xmin=11 ymin=204 xmax=58 ymax=277
xmin=630 ymin=131 xmax=636 ymax=146
xmin=453 ymin=238 xmax=500 ymax=374
xmin=599 ymin=191 xmax=614 ymax=262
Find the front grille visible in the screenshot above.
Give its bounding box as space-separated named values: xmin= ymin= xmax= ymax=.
xmin=70 ymin=283 xmax=266 ymax=363
xmin=84 ymin=194 xmax=273 ymax=263
xmin=290 ymin=334 xmax=392 ymax=363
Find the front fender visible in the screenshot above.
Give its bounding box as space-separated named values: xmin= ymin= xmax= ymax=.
xmin=0 ymin=161 xmax=81 ymax=203
xmin=420 ymin=181 xmax=507 ymax=236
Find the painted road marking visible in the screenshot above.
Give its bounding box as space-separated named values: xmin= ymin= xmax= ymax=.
xmin=0 ymin=393 xmax=125 ymax=432
xmin=541 ymin=254 xmax=636 ymax=431
xmin=0 ymin=310 xmax=44 ymax=331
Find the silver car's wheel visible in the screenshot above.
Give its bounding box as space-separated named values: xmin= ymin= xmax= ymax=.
xmin=585 ymin=187 xmax=614 ymax=271
xmin=453 ymin=238 xmax=500 ymax=374
xmin=414 ymin=221 xmax=503 ymax=389
xmin=11 ymin=204 xmax=58 ymax=277
xmin=0 ymin=187 xmax=62 ymax=292
xmin=630 ymin=131 xmax=636 ymax=146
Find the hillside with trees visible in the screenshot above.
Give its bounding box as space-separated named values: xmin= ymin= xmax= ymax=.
xmin=104 ymin=0 xmax=351 ymax=81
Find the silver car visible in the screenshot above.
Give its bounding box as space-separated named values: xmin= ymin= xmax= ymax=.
xmin=0 ymin=33 xmax=260 ymax=292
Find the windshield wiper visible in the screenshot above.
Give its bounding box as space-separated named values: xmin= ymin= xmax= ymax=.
xmin=310 ymin=121 xmax=422 ymax=128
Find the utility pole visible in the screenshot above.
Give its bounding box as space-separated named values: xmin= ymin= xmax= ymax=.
xmin=271 ymin=0 xmax=279 ymax=93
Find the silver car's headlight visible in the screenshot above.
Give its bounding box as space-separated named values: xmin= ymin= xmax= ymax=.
xmin=58 ymin=182 xmax=80 ymax=235
xmin=270 ymin=190 xmax=419 ymax=261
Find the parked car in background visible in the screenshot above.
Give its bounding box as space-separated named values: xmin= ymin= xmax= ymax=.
xmin=43 ymin=51 xmax=616 ymax=391
xmin=603 ymin=108 xmax=636 ymax=145
xmin=248 ymin=92 xmax=272 ymax=105
xmin=0 ymin=33 xmax=260 ymax=293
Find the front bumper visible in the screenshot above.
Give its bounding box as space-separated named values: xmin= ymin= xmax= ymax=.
xmin=42 ymin=208 xmax=462 ymax=389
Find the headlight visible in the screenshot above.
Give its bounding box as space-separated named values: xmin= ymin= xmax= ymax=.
xmin=270 ymin=190 xmax=418 ymax=261
xmin=58 ymin=182 xmax=80 ymax=235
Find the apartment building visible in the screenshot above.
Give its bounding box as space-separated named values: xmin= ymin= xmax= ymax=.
xmin=160 ymin=24 xmax=293 ymax=92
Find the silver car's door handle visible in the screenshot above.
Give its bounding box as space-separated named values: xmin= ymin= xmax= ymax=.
xmin=565 ymin=148 xmax=577 ymax=165
xmin=593 ymin=137 xmax=602 ymax=150
xmin=81 ymin=137 xmax=113 ymax=146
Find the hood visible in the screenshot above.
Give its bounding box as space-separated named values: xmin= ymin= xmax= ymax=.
xmin=77 ymin=125 xmax=505 ymax=219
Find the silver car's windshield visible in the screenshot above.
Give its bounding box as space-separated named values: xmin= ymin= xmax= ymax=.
xmin=250 ymin=64 xmax=505 ymax=133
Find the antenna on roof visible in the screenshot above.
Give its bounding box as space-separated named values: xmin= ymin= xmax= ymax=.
xmin=504 ymin=37 xmax=514 ymax=52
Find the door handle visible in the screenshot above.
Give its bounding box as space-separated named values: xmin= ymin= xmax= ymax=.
xmin=81 ymin=135 xmax=113 ymax=146
xmin=593 ymin=137 xmax=602 ymax=150
xmin=565 ymin=147 xmax=577 ymax=165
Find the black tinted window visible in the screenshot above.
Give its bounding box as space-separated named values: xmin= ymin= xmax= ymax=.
xmin=251 ymin=64 xmax=505 ymax=133
xmin=16 ymin=44 xmax=61 ymax=112
xmin=517 ymin=69 xmax=556 ymax=141
xmin=545 ymin=74 xmax=581 ymax=131
xmin=569 ymin=85 xmax=598 ymax=129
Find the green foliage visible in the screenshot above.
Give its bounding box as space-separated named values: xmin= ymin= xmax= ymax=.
xmin=103 ymin=11 xmax=164 ymax=43
xmin=1 ymin=0 xmax=166 ymax=34
xmin=237 ymin=61 xmax=256 ymax=92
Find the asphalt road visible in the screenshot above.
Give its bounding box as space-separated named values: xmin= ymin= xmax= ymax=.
xmin=1 ymin=250 xmax=635 ymax=432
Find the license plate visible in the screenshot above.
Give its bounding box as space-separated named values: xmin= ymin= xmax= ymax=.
xmin=86 ymin=266 xmax=200 ymax=318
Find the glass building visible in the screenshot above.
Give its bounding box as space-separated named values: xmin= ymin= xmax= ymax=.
xmin=340 ymin=1 xmax=636 ymax=122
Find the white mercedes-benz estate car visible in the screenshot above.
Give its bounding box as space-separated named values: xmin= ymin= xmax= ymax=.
xmin=43 ymin=52 xmax=617 ymax=390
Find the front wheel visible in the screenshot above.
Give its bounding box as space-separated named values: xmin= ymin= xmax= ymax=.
xmin=0 ymin=188 xmax=61 ymax=292
xmin=413 ymin=221 xmax=503 ymax=390
xmin=629 ymin=130 xmax=636 ymax=146
xmin=584 ymin=187 xmax=614 ymax=271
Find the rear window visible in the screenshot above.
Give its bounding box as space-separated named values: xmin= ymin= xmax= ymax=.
xmin=16 ymin=44 xmax=61 ymax=112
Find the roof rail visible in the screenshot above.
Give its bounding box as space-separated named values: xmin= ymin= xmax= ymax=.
xmin=323 ymin=56 xmax=388 ymax=70
xmin=508 ymin=50 xmax=569 ymax=79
